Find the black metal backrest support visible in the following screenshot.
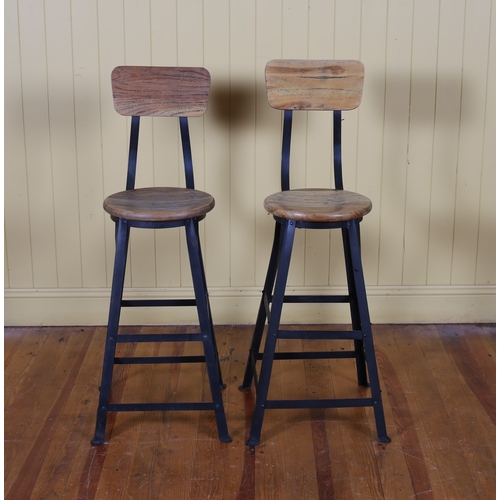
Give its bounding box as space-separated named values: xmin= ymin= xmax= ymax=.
xmin=280 ymin=109 xmax=344 ymax=192
xmin=124 ymin=115 xmax=195 ymax=191
xmin=333 ymin=110 xmax=343 ymax=191
xmin=126 ymin=116 xmax=140 ymax=191
xmin=180 ymin=117 xmax=195 ymax=190
xmin=281 ymin=110 xmax=293 ymax=191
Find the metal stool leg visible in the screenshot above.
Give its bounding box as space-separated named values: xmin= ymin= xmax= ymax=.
xmin=240 ymin=222 xmax=281 ymax=390
xmin=341 ymin=226 xmax=369 ymax=387
xmin=347 ymin=220 xmax=390 ymax=443
xmin=185 ymin=218 xmax=232 ymax=443
xmin=195 ymin=229 xmax=226 ymax=390
xmin=91 ymin=218 xmax=130 ymax=445
xmin=247 ymin=220 xmax=296 ymax=446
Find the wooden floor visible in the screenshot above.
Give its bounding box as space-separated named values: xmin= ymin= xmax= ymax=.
xmin=4 ymin=323 xmax=495 ymax=499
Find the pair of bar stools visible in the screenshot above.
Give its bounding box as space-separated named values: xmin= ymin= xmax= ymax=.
xmin=91 ymin=61 xmax=391 ymax=447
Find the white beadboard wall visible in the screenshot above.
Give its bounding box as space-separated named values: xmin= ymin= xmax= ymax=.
xmin=4 ymin=0 xmax=495 ymax=326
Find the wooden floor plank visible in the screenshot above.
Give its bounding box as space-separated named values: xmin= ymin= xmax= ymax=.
xmin=434 ymin=324 xmax=496 ymax=498
xmin=302 ymin=336 xmax=354 ymax=500
xmin=437 ymin=324 xmax=495 ymax=424
xmin=369 ymin=325 xmax=427 ymax=499
xmin=4 ymin=326 xmax=28 ymax=369
xmin=83 ymin=326 xmax=140 ymax=500
xmin=416 ymin=325 xmax=485 ymax=499
xmin=332 ymin=345 xmax=386 ymax=500
xmin=276 ymin=336 xmax=319 ymax=499
xmin=29 ymin=327 xmax=104 ymax=500
xmin=253 ymin=327 xmax=287 ymax=500
xmin=4 ymin=327 xmax=50 ymax=408
xmin=374 ymin=324 xmax=446 ymax=500
xmin=479 ymin=324 xmax=496 ymax=361
xmin=213 ymin=326 xmax=248 ymax=498
xmin=3 ymin=324 xmax=496 ymax=500
xmin=5 ymin=327 xmax=76 ymax=489
xmin=5 ymin=327 xmax=93 ymax=500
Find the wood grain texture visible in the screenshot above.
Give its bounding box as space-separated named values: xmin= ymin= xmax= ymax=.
xmin=265 ymin=59 xmax=364 ymax=110
xmin=264 ymin=188 xmax=372 ymax=222
xmin=4 ymin=324 xmax=495 ymax=499
xmin=112 ymin=66 xmax=210 ymax=117
xmin=103 ymin=187 xmax=215 ymax=221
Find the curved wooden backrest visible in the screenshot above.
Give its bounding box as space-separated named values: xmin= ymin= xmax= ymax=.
xmin=111 ymin=66 xmax=210 ymax=117
xmin=265 ymin=59 xmax=364 ymax=111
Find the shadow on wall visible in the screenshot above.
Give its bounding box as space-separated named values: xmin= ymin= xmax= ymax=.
xmin=367 ymin=70 xmax=491 ymax=280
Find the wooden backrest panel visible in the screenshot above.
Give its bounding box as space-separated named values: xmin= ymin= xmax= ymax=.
xmin=111 ymin=66 xmax=210 ymax=117
xmin=265 ymin=59 xmax=364 ymax=111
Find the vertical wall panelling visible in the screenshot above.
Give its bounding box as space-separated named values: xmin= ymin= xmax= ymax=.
xmin=378 ymin=0 xmax=414 ymax=286
xmin=427 ymin=0 xmax=466 ymax=285
xmin=357 ymin=0 xmax=388 ymax=286
xmin=45 ymin=0 xmax=83 ymax=288
xmin=18 ymin=0 xmax=59 ymax=287
xmin=333 ymin=0 xmax=362 ymax=191
xmin=71 ymin=0 xmax=107 ymax=287
xmin=4 ymin=0 xmax=34 ymax=288
xmin=4 ymin=237 xmax=10 ymax=289
xmin=97 ymin=0 xmax=128 ymax=287
xmin=402 ymin=0 xmax=440 ymax=286
xmin=204 ymin=0 xmax=232 ymax=288
xmin=177 ymin=0 xmax=204 ymax=289
xmin=4 ymin=0 xmax=495 ymax=325
xmin=150 ymin=0 xmax=178 ymax=67
xmin=450 ymin=0 xmax=492 ymax=285
xmin=254 ymin=0 xmax=282 ymax=286
xmin=475 ymin=0 xmax=496 ymax=285
xmin=229 ymin=0 xmax=257 ymax=286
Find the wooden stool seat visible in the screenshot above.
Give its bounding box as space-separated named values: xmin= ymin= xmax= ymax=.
xmin=103 ymin=187 xmax=215 ymax=222
xmin=264 ymin=188 xmax=372 ymax=222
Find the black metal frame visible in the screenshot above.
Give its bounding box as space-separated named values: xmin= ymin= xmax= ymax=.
xmin=239 ymin=109 xmax=390 ymax=446
xmin=91 ymin=115 xmax=231 ymax=445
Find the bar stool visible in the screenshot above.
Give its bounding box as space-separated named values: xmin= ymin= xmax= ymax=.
xmin=91 ymin=66 xmax=231 ymax=445
xmin=239 ymin=60 xmax=390 ymax=446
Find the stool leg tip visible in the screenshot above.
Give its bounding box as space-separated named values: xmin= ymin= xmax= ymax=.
xmin=91 ymin=436 xmax=104 ymax=446
xmin=378 ymin=435 xmax=391 ymax=444
xmin=245 ymin=438 xmax=259 ymax=447
xmin=238 ymin=384 xmax=251 ymax=392
xmin=219 ymin=435 xmax=233 ymax=443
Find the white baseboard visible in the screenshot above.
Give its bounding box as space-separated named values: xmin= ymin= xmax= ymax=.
xmin=4 ymin=285 xmax=495 ymax=326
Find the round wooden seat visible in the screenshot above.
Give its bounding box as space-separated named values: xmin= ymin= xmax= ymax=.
xmin=264 ymin=188 xmax=372 ymax=223
xmin=103 ymin=187 xmax=215 ymax=222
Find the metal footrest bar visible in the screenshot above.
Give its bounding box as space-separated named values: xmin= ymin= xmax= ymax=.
xmin=265 ymin=397 xmax=373 ymax=410
xmin=254 ymin=350 xmax=358 ymax=361
xmin=116 ymin=333 xmax=201 ymax=343
xmin=277 ymin=329 xmax=364 ymax=340
xmin=121 ymin=299 xmax=197 ymax=307
xmin=114 ymin=355 xmax=206 ymax=365
xmin=283 ymin=295 xmax=351 ymax=303
xmin=108 ymin=402 xmax=215 ymax=412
